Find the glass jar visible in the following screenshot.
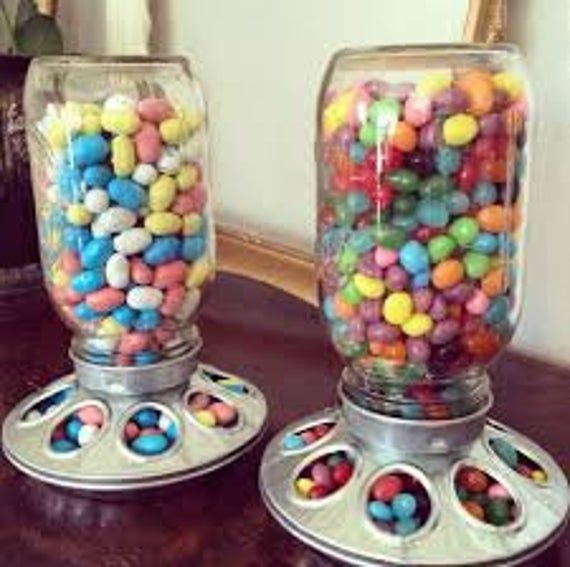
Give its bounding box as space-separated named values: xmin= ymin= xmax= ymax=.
xmin=316 ymin=45 xmax=530 ymax=419
xmin=25 ymin=56 xmax=214 ymax=366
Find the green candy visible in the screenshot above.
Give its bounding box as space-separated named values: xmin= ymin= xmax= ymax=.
xmin=419 ymin=175 xmax=454 ymax=199
xmin=341 ymin=280 xmax=363 ymax=305
xmin=486 ymin=500 xmax=511 ymax=527
xmin=392 ymin=214 xmax=417 ymax=231
xmin=334 ymin=202 xmax=356 ymax=227
xmin=368 ymin=98 xmax=401 ymax=125
xmin=337 ymin=247 xmax=359 ymax=275
xmin=428 ymin=235 xmax=457 ymax=263
xmin=463 ymin=251 xmax=491 ymax=279
xmin=374 ymin=226 xmax=407 ymax=250
xmin=386 ymin=169 xmax=420 ymax=193
xmin=448 ymin=217 xmax=480 ymax=246
xmin=393 ymin=195 xmax=417 ymax=215
xmin=359 ymin=122 xmax=377 ymax=147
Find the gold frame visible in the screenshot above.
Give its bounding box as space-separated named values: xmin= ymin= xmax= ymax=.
xmin=217 ymin=0 xmax=507 ymax=304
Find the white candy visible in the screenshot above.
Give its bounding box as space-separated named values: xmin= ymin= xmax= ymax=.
xmin=179 ymin=136 xmax=203 ymax=161
xmin=126 ymin=286 xmax=164 ymax=310
xmin=113 ymin=228 xmax=152 ymax=255
xmin=158 ymin=414 xmax=173 ymax=432
xmin=24 ymin=409 xmax=42 ymax=422
xmin=84 ymin=188 xmax=110 ymax=214
xmin=85 ymin=335 xmax=120 ymax=353
xmin=103 ymin=93 xmax=136 ymax=112
xmin=173 ymin=289 xmax=201 ymax=321
xmin=91 ymin=207 xmax=137 ymax=237
xmin=105 ymin=253 xmax=130 ymax=289
xmin=77 ymin=424 xmax=99 ymax=446
xmin=132 ymin=163 xmax=158 ymax=186
xmin=157 ymin=146 xmax=182 ymax=174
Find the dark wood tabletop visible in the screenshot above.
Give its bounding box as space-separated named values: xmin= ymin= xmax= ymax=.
xmin=0 ymin=273 xmax=568 ymax=567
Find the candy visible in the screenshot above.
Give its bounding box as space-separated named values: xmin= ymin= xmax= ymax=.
xmin=92 ymin=207 xmax=137 ymax=237
xmin=81 ymin=237 xmax=114 ymax=269
xmin=50 ymin=404 xmax=105 ymax=453
xmin=66 ymin=204 xmax=92 ymax=226
xmin=145 ymin=212 xmax=184 ymax=236
xmin=105 ymin=253 xmax=130 ymax=289
xmin=399 ymin=241 xmax=429 ymax=275
xmin=126 ymin=286 xmax=163 ymax=310
xmin=113 ymin=228 xmax=152 ymax=256
xmin=86 ymin=287 xmax=125 ymax=312
xmin=84 ymin=188 xmax=110 ymax=214
xmin=383 ymin=292 xmax=413 ymax=325
xmin=432 ymin=259 xmax=464 ymax=290
xmin=402 ymin=313 xmax=433 ymax=337
xmin=353 ymin=273 xmax=385 ymax=299
xmin=478 ymin=205 xmax=510 ymax=232
xmin=124 ymin=406 xmax=178 ymax=456
xmin=443 ymin=113 xmax=479 ymax=146
xmin=149 ymin=175 xmax=177 ymax=212
xmin=111 ymin=134 xmax=136 ymax=176
xmin=428 ymin=235 xmax=456 ymax=263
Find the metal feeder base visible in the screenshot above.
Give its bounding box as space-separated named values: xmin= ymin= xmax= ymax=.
xmin=3 ymin=362 xmax=268 ymax=492
xmin=260 ymin=391 xmax=569 ymax=566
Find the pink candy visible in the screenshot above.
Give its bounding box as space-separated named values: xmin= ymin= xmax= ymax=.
xmin=374 ymin=246 xmax=398 ymax=268
xmin=160 ymin=284 xmax=186 ymax=316
xmin=137 ymin=97 xmax=174 ymax=123
xmin=134 ymin=123 xmax=162 ymax=163
xmin=60 ymin=250 xmax=81 ymax=275
xmin=131 ymin=258 xmax=154 ymax=285
xmin=153 ymin=261 xmax=186 ymax=288
xmin=118 ymin=332 xmax=151 ymax=355
xmin=488 ymin=483 xmax=510 ymax=500
xmin=76 ymin=405 xmax=104 ymax=426
xmin=86 ymin=287 xmax=125 ymax=312
xmin=404 ymin=95 xmax=433 ymax=127
xmin=466 ymin=289 xmax=491 ymax=315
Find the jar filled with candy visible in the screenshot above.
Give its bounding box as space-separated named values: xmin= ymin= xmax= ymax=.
xmin=25 ymin=56 xmax=213 ymax=367
xmin=317 ymin=45 xmax=530 ymax=419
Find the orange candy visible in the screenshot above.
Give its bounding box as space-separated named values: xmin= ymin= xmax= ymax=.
xmin=481 ymin=267 xmax=508 ymax=297
xmin=477 ymin=205 xmax=511 ymax=232
xmin=463 ymin=501 xmax=486 ymax=521
xmin=480 ymin=158 xmax=507 ymax=183
xmin=456 ymin=71 xmax=494 ymax=116
xmin=432 ymin=259 xmax=465 ymax=290
xmin=390 ymin=121 xmax=417 ymax=153
xmin=333 ymin=294 xmax=355 ymax=319
xmin=369 ymin=340 xmax=406 ymax=362
xmin=462 ymin=327 xmax=502 ymax=359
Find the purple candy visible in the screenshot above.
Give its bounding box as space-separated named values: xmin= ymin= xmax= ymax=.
xmin=430 ymin=319 xmax=460 ymax=345
xmin=357 ymin=252 xmax=384 ymax=278
xmin=413 ymin=288 xmax=434 ymax=313
xmin=479 ymin=113 xmax=504 ymax=137
xmin=359 ymin=300 xmax=381 ymax=323
xmin=347 ymin=317 xmax=366 ymax=343
xmin=405 ymin=149 xmax=435 ymax=177
xmin=418 ymin=121 xmax=440 ymax=150
xmin=311 ymin=462 xmax=333 ymax=488
xmin=443 ymin=283 xmax=473 ymax=304
xmin=429 ymin=295 xmax=448 ymax=321
xmin=433 ymin=87 xmax=469 ymax=114
xmin=406 ymin=338 xmax=431 ymax=363
xmin=367 ymin=322 xmax=401 ymax=344
xmin=493 ymin=89 xmax=510 ymax=111
xmin=336 ymin=125 xmax=354 ymax=151
xmin=385 ymin=265 xmax=409 ymax=291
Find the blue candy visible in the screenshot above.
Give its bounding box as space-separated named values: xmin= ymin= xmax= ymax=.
xmin=51 ymin=439 xmax=78 ymax=453
xmin=472 ymin=181 xmax=498 ymax=206
xmin=63 ymin=226 xmax=91 ymax=252
xmin=83 ymin=164 xmax=113 ymax=187
xmin=131 ymin=434 xmax=169 ymax=456
xmin=65 ymin=417 xmax=83 ymax=442
xmin=108 ymin=178 xmax=146 ymax=211
xmin=320 ymin=228 xmax=351 ymax=255
xmin=134 ymin=309 xmax=161 ymax=331
xmin=348 ymin=229 xmax=375 ymax=254
xmin=71 ymin=270 xmax=105 ymax=294
xmin=322 ymin=296 xmax=337 ymax=321
xmin=349 ymin=142 xmax=367 ymax=164
xmin=490 ymin=438 xmax=519 ymax=468
xmin=345 ymin=191 xmax=370 ymax=214
xmin=368 ymin=500 xmax=394 ymax=522
xmin=281 ymin=434 xmax=306 ymax=451
xmin=112 ymin=305 xmax=137 ymax=327
xmin=134 ymin=351 xmax=160 ymax=365
xmin=392 ymin=214 xmax=418 ymax=232
xmin=144 ymin=237 xmax=182 ymax=266
xmin=498 ymin=233 xmax=517 ymax=257
xmin=416 ymin=199 xmax=449 ymax=228
xmin=56 ymin=164 xmax=82 ymax=203
xmin=74 ymin=302 xmax=102 ymax=321
xmin=399 ymin=241 xmax=429 ymax=275
xmin=484 ymin=296 xmax=509 ymax=325
xmin=392 ymin=492 xmax=417 ymax=520
xmin=436 ymin=146 xmax=461 ymax=176
xmin=394 ymin=517 xmax=419 ymax=536
xmin=445 ymin=191 xmax=470 ymax=214
xmin=165 ymin=422 xmax=178 ymax=441
xmin=71 ymin=134 xmax=110 ymax=167
xmin=132 ymin=408 xmax=160 ymax=428
xmin=80 ymin=237 xmax=114 ymax=269
xmin=182 ymin=235 xmax=206 ymax=261
xmin=471 ymin=233 xmax=498 ymax=255
xmin=412 ymin=271 xmax=430 ymax=289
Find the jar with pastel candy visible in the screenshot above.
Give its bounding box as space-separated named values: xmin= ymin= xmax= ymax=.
xmin=25 ymin=56 xmax=214 ymax=366
xmin=317 ymin=45 xmax=530 ymax=419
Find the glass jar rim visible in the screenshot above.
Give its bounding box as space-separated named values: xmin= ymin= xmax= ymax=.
xmin=29 ymin=54 xmax=192 ymax=71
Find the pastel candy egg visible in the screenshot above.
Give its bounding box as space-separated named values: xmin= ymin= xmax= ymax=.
xmin=210 ymin=402 xmax=238 ymax=426
xmin=134 ymin=309 xmax=161 ymax=331
xmin=77 ymin=424 xmax=99 ymax=446
xmin=134 ymin=123 xmax=162 ymax=164
xmin=472 ymin=233 xmax=498 ymax=255
xmin=402 ymin=313 xmax=433 ymax=337
xmin=60 ymin=250 xmax=81 ymax=275
xmin=76 ymin=405 xmax=104 ymax=427
xmin=176 ymin=164 xmax=199 ymax=191
xmin=137 ymin=97 xmax=174 ymax=123
xmin=374 ymin=246 xmax=399 ymax=268
xmin=149 ymin=175 xmax=177 ymax=212
xmin=145 ymin=212 xmax=183 ymax=236
xmin=101 ymin=109 xmax=140 ymax=136
xmin=395 ymin=518 xmax=419 ymax=536
xmin=131 ymin=434 xmax=169 ymax=456
xmin=96 ymin=316 xmax=126 ymax=337
xmin=443 ymin=114 xmax=479 ymax=146
xmin=57 ymin=165 xmax=82 ymax=202
xmin=157 ymin=146 xmax=182 ymax=174
xmin=143 ymin=237 xmax=182 ymax=266
xmin=159 ymin=117 xmax=187 ymax=145
xmin=118 ymin=332 xmax=151 ymax=355
xmin=466 ymin=289 xmax=490 ymax=315
xmin=463 ymin=252 xmax=491 ymax=279
xmin=185 ymin=256 xmax=212 ymax=288
xmin=132 ymin=163 xmax=158 ymax=186
xmin=189 ymin=393 xmax=211 ymax=411
xmin=108 ymin=178 xmax=146 ymax=211
xmin=92 ymin=207 xmax=137 ymax=237
xmin=194 ymin=409 xmax=217 ymax=427
xmin=83 ymin=164 xmax=112 ymax=187
xmin=399 ymin=241 xmax=429 ymax=274
xmin=153 ymin=261 xmax=187 ymax=289
xmin=104 ymin=94 xmax=135 ymax=112
xmin=482 ymin=267 xmax=507 ymax=297
xmin=404 ymin=95 xmax=432 ymax=127
xmin=353 ymin=273 xmax=385 ymax=299
xmin=71 ymin=270 xmax=105 ymax=294
xmin=428 ymin=235 xmax=456 ymax=263
xmin=417 ymin=199 xmax=449 ymax=228
xmin=44 ymin=119 xmax=67 ymax=149
xmin=171 ymin=192 xmax=198 ymax=215
xmin=183 ymin=213 xmax=203 ymax=236
xmin=383 ymin=292 xmax=413 ymax=325
xmin=432 ymin=259 xmax=464 ymax=290
xmin=182 ymin=235 xmax=206 ymax=261
xmin=74 ymin=302 xmax=101 ymax=321
xmin=66 ymin=204 xmax=92 ymax=226
xmin=80 ymin=238 xmax=114 ymax=269
xmin=449 ymin=217 xmax=479 ymax=246
xmin=112 ymin=304 xmax=137 ymax=327
xmin=111 ymin=135 xmax=136 ymax=177
xmin=112 ymin=229 xmax=150 ymax=257
xmin=126 ymin=286 xmax=164 ymax=310
xmin=86 ymin=287 xmax=125 ymax=312
xmin=160 ymin=284 xmax=186 ymax=316
xmin=71 ymin=134 xmax=110 ymax=167
xmin=368 ymin=97 xmax=401 ymax=125
xmin=80 ymin=104 xmax=102 ymax=135
xmin=105 ymin=253 xmax=130 ymax=289
xmin=84 ymin=188 xmax=110 ymax=214
xmin=322 ymin=88 xmax=358 ymax=136
xmin=64 ymin=226 xmax=91 ymax=252
xmin=416 ymin=72 xmax=452 ymax=98
xmin=433 ymin=87 xmax=469 ymax=114
xmin=131 ymin=258 xmax=154 ymax=284
xmin=392 ymin=492 xmax=417 ymax=519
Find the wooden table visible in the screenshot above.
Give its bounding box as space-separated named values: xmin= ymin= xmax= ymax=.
xmin=0 ymin=273 xmax=568 ymax=566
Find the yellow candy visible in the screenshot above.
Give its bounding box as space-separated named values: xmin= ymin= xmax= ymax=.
xmin=45 ymin=121 xmax=67 ymax=149
xmin=81 ymin=112 xmax=102 ymax=135
xmin=416 ymin=72 xmax=452 ymax=98
xmin=531 ymin=470 xmax=548 ymax=484
xmin=66 ymin=204 xmax=92 ymax=226
xmin=183 ymin=213 xmax=203 ymax=236
xmin=194 ymin=409 xmax=217 ymax=427
xmin=186 ymin=256 xmax=213 ymax=288
xmin=51 ymin=269 xmax=69 ymax=287
xmin=102 ymin=110 xmax=140 ymax=136
xmin=322 ymin=88 xmax=357 ymax=137
xmin=493 ymin=72 xmax=523 ymax=99
xmin=353 ymin=273 xmax=385 ymax=299
xmin=145 ymin=212 xmax=183 ymax=235
xmin=383 ymin=292 xmax=413 ymax=326
xmin=111 ymin=134 xmax=136 ymax=177
xmin=177 ymin=164 xmax=199 ymax=190
xmin=149 ymin=175 xmax=177 ymax=212
xmin=295 ymin=478 xmax=315 ymax=497
xmin=97 ymin=317 xmax=126 ymax=336
xmin=182 ymin=107 xmax=203 ymax=131
xmin=402 ymin=313 xmax=434 ymax=337
xmin=443 ymin=113 xmax=479 ymax=146
xmin=160 ymin=117 xmax=187 ymax=145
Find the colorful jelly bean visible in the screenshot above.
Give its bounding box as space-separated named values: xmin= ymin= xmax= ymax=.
xmin=187 ymin=392 xmax=238 ymax=428
xmin=489 ymin=438 xmax=549 ymax=485
xmin=281 ymin=421 xmax=336 ymax=451
xmin=124 ymin=405 xmax=178 ymax=456
xmin=50 ymin=404 xmax=105 ymax=453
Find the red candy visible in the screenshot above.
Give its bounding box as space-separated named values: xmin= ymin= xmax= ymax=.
xmin=372 ymin=474 xmax=404 ymax=502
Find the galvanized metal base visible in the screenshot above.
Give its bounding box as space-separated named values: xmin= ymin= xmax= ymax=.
xmin=3 ymin=362 xmax=268 ymax=492
xmin=260 ymin=398 xmax=569 ymax=566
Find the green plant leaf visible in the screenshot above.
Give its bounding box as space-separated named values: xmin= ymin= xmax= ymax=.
xmin=15 ymin=14 xmax=63 ymax=55
xmin=16 ymin=0 xmax=38 ymax=28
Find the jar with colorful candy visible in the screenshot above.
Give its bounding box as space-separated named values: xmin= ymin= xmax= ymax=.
xmin=317 ymin=45 xmax=530 ymax=419
xmin=25 ymin=56 xmax=213 ymax=366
